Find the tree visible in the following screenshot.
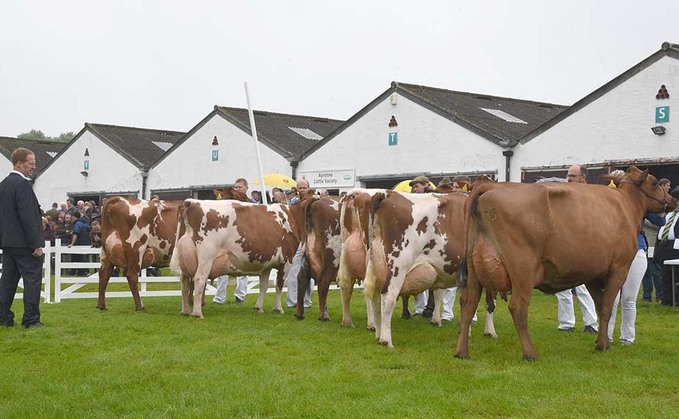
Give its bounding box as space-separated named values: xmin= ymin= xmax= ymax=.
xmin=17 ymin=129 xmax=47 ymax=141
xmin=16 ymin=130 xmax=75 ymax=143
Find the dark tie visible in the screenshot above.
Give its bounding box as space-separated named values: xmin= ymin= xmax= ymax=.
xmin=661 ymin=211 xmax=677 ymax=241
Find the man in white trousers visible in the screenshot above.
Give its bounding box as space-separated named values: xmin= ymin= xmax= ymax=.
xmin=212 ymin=178 xmax=250 ymax=305
xmin=555 ymin=165 xmax=598 ymax=333
xmin=286 ymin=179 xmax=314 ymax=308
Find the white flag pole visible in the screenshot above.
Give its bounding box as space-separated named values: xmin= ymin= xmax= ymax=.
xmin=244 ymin=82 xmax=269 ymax=204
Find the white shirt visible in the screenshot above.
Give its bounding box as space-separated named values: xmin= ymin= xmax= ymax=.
xmin=10 ymin=169 xmax=31 ymax=181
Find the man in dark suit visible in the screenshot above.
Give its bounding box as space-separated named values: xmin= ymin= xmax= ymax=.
xmin=0 ymin=148 xmax=45 ymax=328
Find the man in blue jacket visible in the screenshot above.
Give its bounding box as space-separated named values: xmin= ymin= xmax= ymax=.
xmin=0 ymin=148 xmax=45 ymax=328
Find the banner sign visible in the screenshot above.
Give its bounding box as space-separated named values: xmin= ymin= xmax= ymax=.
xmin=299 ymin=169 xmax=355 ymax=188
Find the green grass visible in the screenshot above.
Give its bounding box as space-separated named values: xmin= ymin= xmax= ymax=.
xmin=1 ymin=289 xmax=678 ymax=418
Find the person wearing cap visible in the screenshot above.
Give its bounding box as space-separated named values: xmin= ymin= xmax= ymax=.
xmin=213 ymin=178 xmax=249 ymax=305
xmin=286 ymin=179 xmax=314 ymax=308
xmin=409 ymin=175 xmax=432 ymax=193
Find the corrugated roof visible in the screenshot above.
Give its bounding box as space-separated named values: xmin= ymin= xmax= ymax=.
xmin=300 ymin=81 xmax=567 ymax=160
xmin=85 ymin=123 xmax=185 ymax=168
xmin=395 ymin=82 xmax=567 ymax=147
xmin=215 ymin=107 xmax=345 ymax=159
xmin=0 ymin=136 xmax=67 ymax=175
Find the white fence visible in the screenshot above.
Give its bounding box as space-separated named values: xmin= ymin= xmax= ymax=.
xmin=2 ymin=240 xmax=342 ymax=304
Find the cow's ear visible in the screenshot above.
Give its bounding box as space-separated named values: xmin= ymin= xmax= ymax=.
xmin=637 ymin=170 xmax=649 ymax=186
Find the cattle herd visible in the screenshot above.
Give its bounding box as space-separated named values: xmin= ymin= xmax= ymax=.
xmin=96 ymin=167 xmax=676 ymax=361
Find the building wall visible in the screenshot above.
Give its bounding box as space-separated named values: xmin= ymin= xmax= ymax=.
xmin=149 ymin=114 xmax=293 ymax=193
xmin=34 ymin=131 xmax=141 ymax=207
xmin=0 ymin=157 xmax=10 ymax=175
xmin=513 ymin=56 xmax=678 ymax=180
xmin=298 ymin=94 xmax=507 ymax=186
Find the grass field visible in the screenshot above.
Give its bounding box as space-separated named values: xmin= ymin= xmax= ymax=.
xmin=1 ymin=288 xmax=678 ymax=418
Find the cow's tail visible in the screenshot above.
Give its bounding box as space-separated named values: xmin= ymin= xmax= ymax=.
xmin=459 ymin=189 xmax=484 ymax=289
xmin=169 ymin=200 xmax=189 ymax=275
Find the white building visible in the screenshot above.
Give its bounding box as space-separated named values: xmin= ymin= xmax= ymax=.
xmin=34 ymin=123 xmax=184 ymax=206
xmin=298 ymin=82 xmax=566 ymax=188
xmin=515 ymin=41 xmax=679 ymax=184
xmin=149 ymin=106 xmax=344 ymax=199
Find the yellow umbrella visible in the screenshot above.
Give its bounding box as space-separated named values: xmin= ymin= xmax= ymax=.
xmin=392 ymin=179 xmax=436 ymax=192
xmin=254 ymin=173 xmax=297 ymax=189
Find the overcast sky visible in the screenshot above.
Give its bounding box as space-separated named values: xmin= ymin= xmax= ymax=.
xmin=1 ymin=0 xmax=678 ymax=138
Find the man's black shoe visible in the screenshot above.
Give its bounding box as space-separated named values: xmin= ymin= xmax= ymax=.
xmin=0 ymin=321 xmax=15 ymax=328
xmin=23 ymin=322 xmax=45 ymax=329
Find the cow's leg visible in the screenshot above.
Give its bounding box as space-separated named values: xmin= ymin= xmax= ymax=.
xmin=401 ymin=295 xmax=411 ymax=319
xmin=295 ymin=254 xmax=310 ymax=320
xmin=179 ymin=273 xmax=192 ymax=316
xmin=272 ymin=269 xmax=285 ymax=314
xmin=316 ymin=264 xmax=333 ymax=322
xmin=455 ymin=275 xmax=482 ymax=359
xmin=588 ymin=277 xmax=620 ymax=352
xmin=125 ymin=267 xmax=144 ymax=311
xmin=191 ymin=268 xmax=209 ymax=318
xmin=507 ymin=288 xmax=537 ymax=361
xmin=430 ymin=288 xmax=444 ymax=327
xmin=254 ymin=270 xmax=270 ymax=313
xmin=484 ymin=290 xmax=498 ymax=338
xmin=96 ymin=254 xmax=114 ymax=310
xmin=365 ymin=296 xmax=376 ymax=331
xmin=378 ymin=275 xmax=405 ymax=348
xmin=338 ymin=276 xmax=355 ymax=328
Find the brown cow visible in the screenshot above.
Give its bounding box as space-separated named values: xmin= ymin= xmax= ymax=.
xmin=96 ymin=197 xmax=181 ymax=310
xmin=455 ymin=166 xmax=675 ymax=360
xmin=294 ymin=196 xmax=341 ymax=321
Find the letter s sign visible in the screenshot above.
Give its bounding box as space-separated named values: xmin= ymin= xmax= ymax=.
xmin=656 ymin=106 xmax=670 ymax=123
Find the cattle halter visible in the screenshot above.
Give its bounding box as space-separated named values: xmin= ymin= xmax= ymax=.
xmin=619 ymin=179 xmax=668 ymax=208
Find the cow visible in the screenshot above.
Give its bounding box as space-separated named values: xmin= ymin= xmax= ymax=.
xmin=364 ymin=190 xmax=496 ymax=348
xmin=170 ymin=199 xmax=301 ymax=318
xmin=337 ymin=188 xmax=387 ymax=329
xmin=455 ymin=166 xmax=675 ymax=361
xmin=96 ymin=197 xmax=181 ymax=311
xmin=294 ymin=196 xmax=341 ymax=321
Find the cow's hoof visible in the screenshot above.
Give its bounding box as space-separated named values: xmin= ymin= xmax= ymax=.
xmin=484 ymin=332 xmax=498 ymax=338
xmin=379 ymin=341 xmax=394 ymax=348
xmin=135 ymin=305 xmax=144 ymax=311
xmin=430 ymin=321 xmax=441 ymax=327
xmin=294 ymin=314 xmax=304 ymax=320
xmin=319 ymin=316 xmax=331 ymax=322
xmin=254 ymin=307 xmax=264 ymax=313
xmin=272 ymin=308 xmax=283 ymax=314
xmin=340 ymin=321 xmax=355 ymax=328
xmin=401 ymin=313 xmax=411 ymax=320
xmin=454 ymin=352 xmax=470 ymax=360
xmin=190 ymin=313 xmax=203 ymax=319
xmin=96 ymin=305 xmax=106 ymax=311
xmin=595 ymin=343 xmax=611 ymax=352
xmin=522 ymin=354 xmax=538 ymax=362
xmin=367 ymin=326 xmax=376 ymax=332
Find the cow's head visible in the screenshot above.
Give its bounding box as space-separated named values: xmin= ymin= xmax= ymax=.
xmin=213 ymin=187 xmax=250 ymax=202
xmin=621 ymin=166 xmax=678 ymax=212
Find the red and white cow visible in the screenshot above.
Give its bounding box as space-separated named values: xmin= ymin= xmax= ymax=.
xmin=295 ymin=196 xmax=342 ymax=321
xmin=365 ymin=190 xmax=497 ymax=348
xmin=170 ymin=199 xmax=301 ymax=318
xmin=97 ymin=197 xmax=181 ymax=311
